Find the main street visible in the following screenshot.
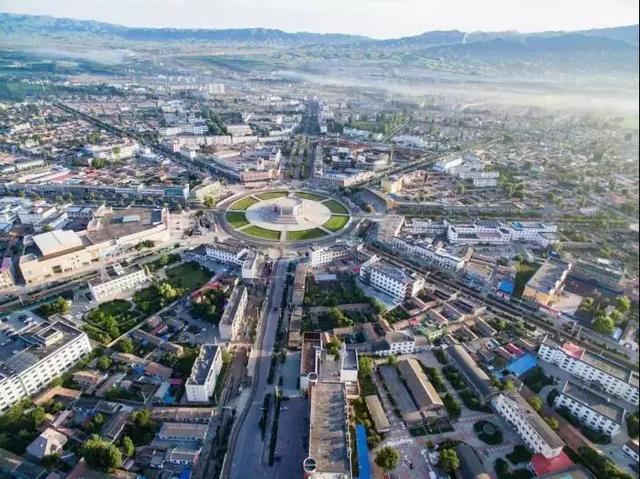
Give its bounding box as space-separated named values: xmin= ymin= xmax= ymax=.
xmin=223 ymin=258 xmax=289 ymax=479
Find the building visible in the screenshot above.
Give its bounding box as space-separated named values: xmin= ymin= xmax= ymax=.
xmin=381 ymin=175 xmax=403 ymax=194
xmin=397 ymin=359 xmax=446 ymax=421
xmin=150 ymin=407 xmax=215 ymax=423
xmin=569 ymin=257 xmax=625 ymax=292
xmin=509 ymin=222 xmax=557 ymax=247
xmin=0 ymin=319 xmax=92 ymax=412
xmin=185 ymin=344 xmax=223 ymax=402
xmin=308 ymin=243 xmax=359 ymax=267
xmin=391 ymin=237 xmax=466 ymax=271
xmin=303 ymin=381 xmax=352 ymax=479
xmin=446 ymin=345 xmax=497 ymax=402
xmin=522 ymin=259 xmax=572 ymax=305
xmin=300 ymin=333 xmax=323 ymax=392
xmin=454 ymin=444 xmax=491 ymax=479
xmin=83 ymin=139 xmax=139 ymax=160
xmin=339 ymin=345 xmax=359 ymax=383
xmin=0 ymin=448 xmax=46 ymax=479
xmin=554 ymin=381 xmax=625 ymax=436
xmin=359 ymin=255 xmax=425 ymax=303
xmin=157 ymin=423 xmax=208 ymax=443
xmin=447 ymin=222 xmax=512 ymax=245
xmin=203 ymin=244 xmax=248 ymax=266
xmin=537 ymin=337 xmax=639 ymax=406
xmin=219 ymin=286 xmax=248 ymax=341
xmin=623 ymin=439 xmax=639 ymax=463
xmin=373 ymin=331 xmax=416 ymax=356
xmin=365 ymin=395 xmax=391 ymax=434
xmin=26 ymin=428 xmax=67 ymax=460
xmin=19 ymin=207 xmax=170 ymax=286
xmin=0 ymin=257 xmax=15 ymax=290
xmin=433 ymin=157 xmax=463 ymax=173
xmin=88 ymin=264 xmax=148 ymax=303
xmin=493 ymin=392 xmax=565 ymax=459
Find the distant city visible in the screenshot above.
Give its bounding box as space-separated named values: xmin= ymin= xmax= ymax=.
xmin=0 ymin=9 xmax=638 ymax=479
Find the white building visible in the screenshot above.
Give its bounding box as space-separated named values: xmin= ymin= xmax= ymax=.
xmin=554 ymin=381 xmax=625 ymax=437
xmin=204 ymin=244 xmax=247 ymax=266
xmin=0 ymin=257 xmax=15 ymax=290
xmin=492 ymin=392 xmax=565 ymax=459
xmin=359 ymin=255 xmax=425 ymax=304
xmin=219 ymin=286 xmax=248 ymax=342
xmin=623 ymin=440 xmax=639 ymax=463
xmin=339 ymin=345 xmax=359 ymax=383
xmin=373 ymin=331 xmax=416 ymax=356
xmin=88 ymin=264 xmax=148 ymax=303
xmin=185 ymin=344 xmax=223 ymax=403
xmin=17 ymin=204 xmax=58 ymax=225
xmin=391 ymin=237 xmax=466 ymax=271
xmin=447 ymin=222 xmax=512 ymax=245
xmin=537 ymin=337 xmax=639 ymax=406
xmin=0 ymin=318 xmax=92 ymax=412
xmin=84 ymin=140 xmax=139 ymax=161
xmin=404 ymin=219 xmax=449 ymax=236
xmin=26 ymin=428 xmax=68 ymax=459
xmin=433 ymin=157 xmax=464 ymax=173
xmin=241 ymin=252 xmax=261 ymax=280
xmin=508 ymin=221 xmax=557 ymax=247
xmin=308 ymin=244 xmax=359 ymax=267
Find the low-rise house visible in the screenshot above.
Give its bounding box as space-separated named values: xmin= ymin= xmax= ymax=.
xmin=26 ymin=428 xmax=67 ymax=460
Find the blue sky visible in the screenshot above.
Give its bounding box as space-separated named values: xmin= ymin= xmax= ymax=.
xmin=0 ymin=0 xmax=637 ymax=38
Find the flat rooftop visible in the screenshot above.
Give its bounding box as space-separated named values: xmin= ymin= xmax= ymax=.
xmin=526 ymin=259 xmax=570 ymax=293
xmin=85 ymin=207 xmax=164 ymax=244
xmin=219 ymin=286 xmax=246 ymax=327
xmin=186 ymin=344 xmax=219 ymax=386
xmin=562 ymin=381 xmax=626 ymax=424
xmin=308 ymin=382 xmax=350 ymax=475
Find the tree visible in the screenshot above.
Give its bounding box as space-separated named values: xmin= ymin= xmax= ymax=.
xmin=82 ymin=435 xmax=122 ymax=472
xmin=36 ymin=297 xmax=70 ymax=318
xmin=502 ymin=379 xmax=516 ymax=393
xmin=97 ymin=356 xmax=112 ymax=371
xmin=327 ymin=307 xmax=349 ymax=327
xmin=439 ymin=448 xmax=460 ymax=473
xmin=375 ymin=446 xmax=400 ymax=471
xmin=593 ymin=313 xmax=615 ymax=335
xmin=359 ymin=356 xmax=374 ymax=376
xmin=545 ymin=416 xmax=559 ymax=430
xmin=121 ymin=436 xmax=135 ymax=457
xmin=615 ymin=296 xmax=631 ymax=314
xmin=387 ymin=354 xmax=398 ymax=366
xmin=327 ymin=337 xmax=341 ymax=359
xmin=609 ymin=309 xmax=624 ymax=324
xmin=117 ymin=337 xmax=134 ymax=354
xmin=528 ymin=396 xmax=543 ymax=413
xmin=203 ymin=196 xmax=215 ymax=208
xmin=583 ymin=297 xmax=594 ymax=311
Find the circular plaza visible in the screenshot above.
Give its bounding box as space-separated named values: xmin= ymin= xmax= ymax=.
xmin=224 ymin=190 xmax=351 ymax=242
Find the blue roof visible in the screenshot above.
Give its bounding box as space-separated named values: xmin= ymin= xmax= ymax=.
xmin=355 ymin=424 xmax=371 ymax=479
xmin=179 ymin=467 xmax=192 ymax=479
xmin=506 ymin=352 xmax=537 ymax=377
xmin=498 ymin=279 xmax=515 ymax=294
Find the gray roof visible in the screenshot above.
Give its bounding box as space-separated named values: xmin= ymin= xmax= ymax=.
xmin=447 ymin=345 xmax=497 ymax=399
xmin=561 ymin=380 xmax=626 ymax=424
xmin=509 ymin=392 xmax=565 ymax=450
xmin=397 ymin=359 xmax=444 ymax=411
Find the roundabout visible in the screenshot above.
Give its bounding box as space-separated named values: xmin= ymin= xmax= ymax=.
xmin=224 ymin=190 xmax=351 ymax=243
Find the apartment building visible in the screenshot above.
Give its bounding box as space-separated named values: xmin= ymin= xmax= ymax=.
xmin=308 ymin=243 xmax=359 ymax=267
xmin=509 ymin=222 xmax=558 ymax=245
xmin=204 ymin=244 xmax=247 ymax=265
xmin=83 ymin=139 xmax=139 ymax=160
xmin=219 ymin=286 xmax=248 ymax=342
xmin=554 ymin=380 xmax=625 ymax=436
xmin=88 ymin=264 xmax=148 ymax=303
xmin=391 ymin=237 xmax=466 ymax=271
xmin=185 ymin=344 xmax=223 ymax=402
xmin=0 ymin=317 xmax=92 ymax=412
xmin=569 ymin=257 xmax=625 ymax=292
xmin=373 ymin=331 xmax=416 ymax=356
xmin=0 ymin=257 xmax=15 ymax=290
xmin=447 ymin=222 xmax=512 ymax=245
xmin=522 ymin=259 xmax=572 ymax=305
xmin=19 ymin=207 xmax=170 ymax=286
xmin=404 ymin=219 xmax=449 ymax=236
xmin=447 ymin=344 xmax=498 ymax=402
xmin=538 ymin=336 xmax=639 ymax=406
xmin=359 ymin=255 xmax=425 ymax=303
xmin=493 ymin=392 xmax=565 ymax=459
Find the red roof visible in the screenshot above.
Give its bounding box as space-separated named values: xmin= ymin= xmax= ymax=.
xmin=531 ymin=451 xmax=573 ymax=476
xmin=561 ymin=342 xmax=584 ymax=360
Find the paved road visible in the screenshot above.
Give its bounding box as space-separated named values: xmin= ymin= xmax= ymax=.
xmin=227 ymin=258 xmax=288 ymax=479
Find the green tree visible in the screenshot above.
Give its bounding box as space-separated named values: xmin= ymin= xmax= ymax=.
xmin=439 ymin=448 xmax=460 ymax=473
xmin=327 ymin=307 xmax=349 ymax=327
xmin=609 ymin=309 xmax=624 ymax=324
xmin=545 ymin=416 xmax=559 ymax=430
xmin=387 ymin=354 xmax=398 ymax=366
xmin=375 ymin=446 xmax=400 ymax=471
xmin=593 ymin=314 xmax=615 ymax=335
xmin=97 ymin=356 xmax=112 ymax=371
xmin=359 ymin=356 xmax=374 ymax=376
xmin=121 ymin=436 xmax=135 ymax=457
xmin=583 ymin=297 xmax=594 ymax=311
xmin=203 ymin=196 xmax=215 ymax=208
xmin=82 ymin=435 xmax=122 ymax=472
xmin=528 ymin=396 xmax=543 ymax=413
xmin=615 ymin=296 xmax=631 ymax=314
xmin=117 ymin=337 xmax=134 ymax=354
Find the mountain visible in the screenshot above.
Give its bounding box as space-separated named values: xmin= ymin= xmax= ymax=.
xmin=0 ymin=12 xmax=637 ymax=48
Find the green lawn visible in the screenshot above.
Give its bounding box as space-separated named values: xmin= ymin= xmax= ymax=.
xmin=322 ymin=215 xmax=349 ymax=232
xmin=242 ymin=225 xmax=282 ymax=241
xmin=323 ymin=199 xmax=349 ymax=214
xmin=295 ymin=191 xmax=328 ymax=201
xmin=166 ymin=261 xmax=213 ymax=291
xmin=84 ymin=299 xmax=141 ymax=344
xmin=229 ymin=196 xmax=260 ymax=210
xmin=256 ymin=191 xmax=288 ymax=200
xmin=286 ymin=228 xmax=328 ymax=241
xmin=226 ymin=211 xmax=249 ymax=229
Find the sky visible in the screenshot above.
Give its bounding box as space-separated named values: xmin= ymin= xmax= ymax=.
xmin=0 ymin=0 xmax=638 ymax=39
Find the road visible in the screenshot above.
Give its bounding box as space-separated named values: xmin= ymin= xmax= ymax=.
xmin=224 ymin=258 xmax=289 ymax=479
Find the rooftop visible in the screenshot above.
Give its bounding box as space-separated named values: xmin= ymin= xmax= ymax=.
xmin=526 ymin=259 xmax=570 ymax=294
xmin=561 ymin=381 xmax=626 ymax=423
xmin=308 ymin=382 xmax=351 ymax=476
xmin=186 ymin=344 xmax=219 ymax=386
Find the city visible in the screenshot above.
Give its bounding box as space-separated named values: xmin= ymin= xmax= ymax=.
xmin=0 ymin=3 xmax=638 ymax=479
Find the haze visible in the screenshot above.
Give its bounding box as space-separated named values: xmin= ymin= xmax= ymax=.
xmin=1 ymin=0 xmax=638 ymax=38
